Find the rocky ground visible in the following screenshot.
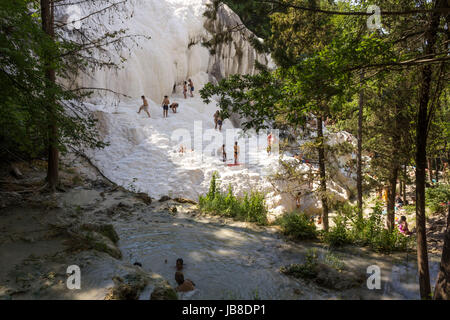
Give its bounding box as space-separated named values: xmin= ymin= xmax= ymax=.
xmin=0 ymin=157 xmax=446 ymax=300
xmin=0 ymin=157 xmax=178 ymax=300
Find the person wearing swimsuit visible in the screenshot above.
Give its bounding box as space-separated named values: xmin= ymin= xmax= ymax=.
xmin=188 ymin=79 xmax=194 ymax=97
xmin=162 ymin=96 xmax=170 ymax=118
xmin=183 ymin=81 xmax=188 ymax=99
xmin=234 ymin=141 xmax=239 ymax=165
xmin=217 ymin=116 xmax=223 ymax=132
xmin=214 ymin=111 xmax=220 ymax=129
xmin=137 ymin=95 xmax=151 ymax=118
xmin=175 ymin=271 xmax=195 ymax=292
xmin=221 ymin=144 xmax=227 ymax=162
xmin=170 ymin=102 xmax=179 ymax=113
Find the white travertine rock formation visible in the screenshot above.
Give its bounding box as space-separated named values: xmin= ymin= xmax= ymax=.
xmin=57 ymin=0 xmax=355 ymax=219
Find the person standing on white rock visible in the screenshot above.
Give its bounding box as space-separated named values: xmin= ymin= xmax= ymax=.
xmin=234 ymin=141 xmax=240 ymax=165
xmin=221 ymin=144 xmax=227 ymax=163
xmin=162 ymin=96 xmax=170 ymax=118
xmin=137 ymin=95 xmax=151 ymax=118
xmin=188 ymin=79 xmax=194 ymax=97
xmin=214 ymin=111 xmax=220 ymax=129
xmin=217 ymin=114 xmax=223 ymax=132
xmin=183 ymin=81 xmax=188 ymax=99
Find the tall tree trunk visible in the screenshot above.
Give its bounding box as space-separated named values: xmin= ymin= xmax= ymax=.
xmin=356 ymin=73 xmax=364 ymax=218
xmin=41 ymin=0 xmax=59 ymax=191
xmin=317 ymin=115 xmax=329 ymax=231
xmin=434 ymin=205 xmax=450 ymax=299
xmin=387 ymin=166 xmax=398 ymax=231
xmin=415 ymin=0 xmax=443 ymax=300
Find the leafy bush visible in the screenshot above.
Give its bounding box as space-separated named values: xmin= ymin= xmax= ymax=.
xmin=322 ymin=217 xmax=352 ymax=247
xmin=322 ymin=203 xmax=354 ymax=247
xmin=275 ymin=212 xmax=317 ymax=240
xmin=426 ymin=183 xmax=450 ymax=214
xmin=322 ymin=202 xmax=412 ymax=253
xmin=199 ymin=172 xmax=268 ymax=225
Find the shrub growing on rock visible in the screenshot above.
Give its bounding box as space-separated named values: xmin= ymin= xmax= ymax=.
xmin=276 ymin=212 xmax=317 ymax=240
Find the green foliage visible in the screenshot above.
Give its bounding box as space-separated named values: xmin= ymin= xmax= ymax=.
xmin=275 ymin=212 xmax=317 ymax=240
xmin=199 ymin=172 xmax=268 ymax=225
xmin=280 ymin=248 xmax=319 ymax=279
xmin=322 ymin=212 xmax=353 ymax=247
xmin=206 ymin=0 xmax=279 ymax=41
xmin=426 ymin=183 xmax=450 ymax=214
xmin=0 ymin=1 xmax=122 ymax=162
xmin=323 ymin=250 xmax=345 ymax=272
xmin=322 ymin=203 xmax=411 ymax=253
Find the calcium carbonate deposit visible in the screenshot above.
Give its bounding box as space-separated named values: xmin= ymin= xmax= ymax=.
xmin=60 ymin=0 xmax=356 ymax=219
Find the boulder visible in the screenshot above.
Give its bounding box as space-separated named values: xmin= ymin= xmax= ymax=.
xmin=69 ymin=224 xmax=122 ymax=259
xmin=81 ymin=223 xmax=119 ymax=243
xmin=174 ymin=197 xmax=197 ymax=205
xmin=107 ymin=271 xmax=150 ymax=300
xmin=281 ymin=262 xmax=365 ymax=291
xmin=136 ymin=193 xmax=152 ymax=205
xmin=158 ymin=195 xmax=171 ymax=202
xmin=150 ymin=281 xmax=178 ymax=300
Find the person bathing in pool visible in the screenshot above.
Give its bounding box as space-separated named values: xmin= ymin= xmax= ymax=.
xmin=162 ymin=96 xmax=170 ymax=118
xmin=176 ymin=258 xmax=184 ymax=271
xmin=175 ymin=271 xmax=195 ymax=292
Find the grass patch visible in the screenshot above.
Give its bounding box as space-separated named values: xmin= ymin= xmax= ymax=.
xmin=198 ymin=172 xmax=268 ymax=225
xmin=280 ymin=249 xmax=319 ymax=279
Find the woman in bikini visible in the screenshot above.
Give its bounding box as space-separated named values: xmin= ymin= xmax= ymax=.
xmin=234 ymin=141 xmax=239 ymax=165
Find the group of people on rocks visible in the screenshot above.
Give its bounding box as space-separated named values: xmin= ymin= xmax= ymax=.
xmin=218 ymin=142 xmax=240 ymax=165
xmin=183 ymin=79 xmax=195 ymax=99
xmin=137 ymin=80 xmax=245 ymax=166
xmin=137 ymin=79 xmax=195 ymax=118
xmin=212 ymin=111 xmax=240 ymax=165
xmin=137 ymin=95 xmax=179 ymax=118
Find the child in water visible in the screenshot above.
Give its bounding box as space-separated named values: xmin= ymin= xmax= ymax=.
xmin=176 ymin=258 xmax=184 ymax=271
